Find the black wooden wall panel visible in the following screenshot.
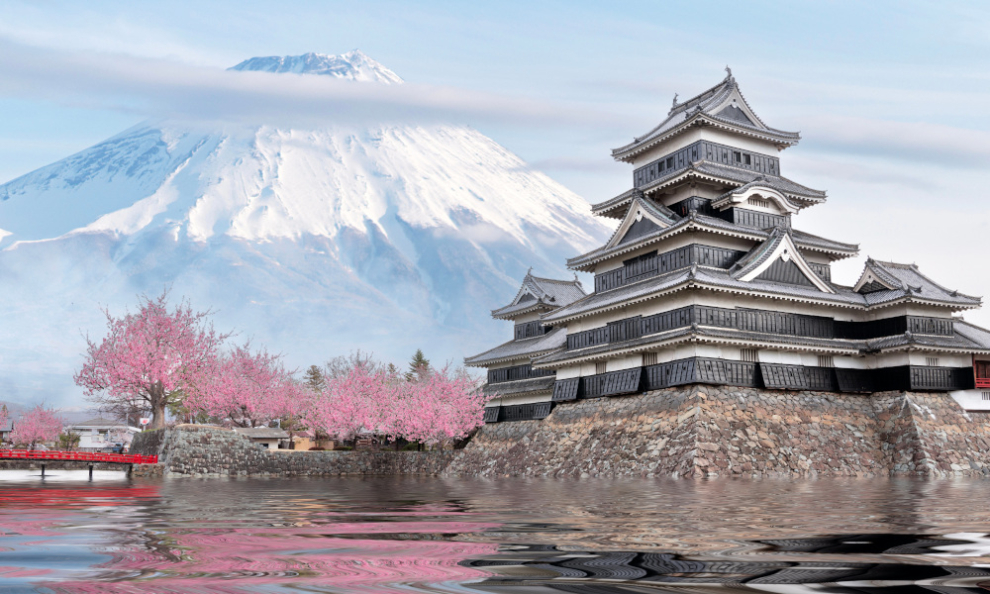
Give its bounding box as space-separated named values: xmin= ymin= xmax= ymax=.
xmin=754 ymin=258 xmax=815 ymax=287
xmin=728 ymin=208 xmax=790 ymax=231
xmin=501 ymin=402 xmax=554 ymax=422
xmin=593 ymin=244 xmax=747 ymax=293
xmin=909 ymin=366 xmax=973 ymax=391
xmin=617 ymin=217 xmax=663 ymax=245
xmin=483 ymin=407 xmax=501 ymax=423
xmin=906 ymin=317 xmax=954 ymax=336
xmin=514 ymin=321 xmax=550 ymax=340
xmin=488 ymin=364 xmax=555 ymax=384
xmin=633 ymin=140 xmax=781 ymax=187
xmin=582 ymin=368 xmax=643 ymax=398
xmin=567 ymin=305 xmax=953 ymax=351
xmin=669 ymin=196 xmax=717 ymax=217
xmin=834 ymin=368 xmax=875 ymax=393
xmin=552 ymin=378 xmax=581 ymax=402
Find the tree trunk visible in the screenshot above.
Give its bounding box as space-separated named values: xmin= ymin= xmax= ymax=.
xmin=149 ymin=382 xmax=167 ymax=430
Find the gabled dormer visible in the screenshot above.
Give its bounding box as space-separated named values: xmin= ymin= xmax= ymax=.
xmin=603 ymin=195 xmax=679 ymax=250
xmin=491 ymin=270 xmax=586 ymax=323
xmin=729 ymin=228 xmax=834 ymax=293
xmin=854 ymin=258 xmax=904 ymax=294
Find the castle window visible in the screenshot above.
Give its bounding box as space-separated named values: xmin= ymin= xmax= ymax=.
xmin=643 ymin=352 xmax=658 ymax=366
xmin=926 ymin=357 xmax=940 ymax=367
xmin=666 ymin=157 xmax=674 ymax=169
xmin=983 ymin=392 xmax=990 ymax=401
xmin=744 ymin=154 xmax=752 ymax=165
xmin=818 ymin=355 xmax=834 ymax=368
xmin=747 ymin=197 xmax=771 ymax=209
xmin=976 ymin=361 xmax=990 ymax=388
xmin=740 ymin=349 xmax=759 ymax=362
xmin=734 ymin=151 xmax=742 ymax=163
xmin=595 ymin=361 xmax=607 ymax=375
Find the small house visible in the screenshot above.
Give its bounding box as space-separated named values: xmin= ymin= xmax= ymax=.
xmin=234 ymin=427 xmax=289 ymax=450
xmin=67 ymin=418 xmax=141 ymax=451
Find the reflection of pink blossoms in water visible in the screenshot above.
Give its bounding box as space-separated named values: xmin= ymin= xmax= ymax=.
xmin=43 ymin=522 xmax=499 ymax=593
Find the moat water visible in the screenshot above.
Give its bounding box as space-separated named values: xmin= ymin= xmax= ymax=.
xmin=2 ymin=472 xmax=990 ymax=592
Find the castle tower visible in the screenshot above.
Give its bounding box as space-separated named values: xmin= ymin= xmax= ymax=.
xmin=470 ymin=70 xmax=990 ymax=422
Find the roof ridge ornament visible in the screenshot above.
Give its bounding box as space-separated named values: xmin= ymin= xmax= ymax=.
xmin=672 ymin=93 xmax=678 ymax=107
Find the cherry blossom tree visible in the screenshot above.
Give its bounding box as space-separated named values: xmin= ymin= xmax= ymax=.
xmin=11 ymin=405 xmax=63 ymax=450
xmin=306 ymin=361 xmax=487 ymax=447
xmin=185 ymin=344 xmax=309 ymax=428
xmin=74 ymin=290 xmax=230 ymax=430
xmin=306 ymin=362 xmax=404 ymax=442
xmin=396 ymin=367 xmax=487 ymax=447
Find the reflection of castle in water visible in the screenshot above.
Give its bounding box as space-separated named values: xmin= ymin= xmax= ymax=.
xmin=468 ymin=69 xmax=990 ymax=422
xmin=465 ymin=538 xmax=990 ymax=589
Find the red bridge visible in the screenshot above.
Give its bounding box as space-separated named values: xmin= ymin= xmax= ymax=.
xmin=0 ymin=450 xmax=157 ymax=478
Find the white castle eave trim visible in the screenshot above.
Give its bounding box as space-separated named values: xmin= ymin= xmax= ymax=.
xmin=611 ymin=113 xmax=799 ymax=163
xmin=463 ymin=349 xmax=558 ymax=368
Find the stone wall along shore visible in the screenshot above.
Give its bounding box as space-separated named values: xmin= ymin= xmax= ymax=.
xmin=445 ymin=386 xmax=990 ymax=478
xmin=129 ymin=387 xmax=990 ymax=479
xmin=130 ymin=425 xmax=454 ymax=478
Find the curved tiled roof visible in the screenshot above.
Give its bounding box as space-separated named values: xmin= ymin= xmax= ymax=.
xmin=567 ymin=212 xmax=858 ymax=272
xmin=592 ymin=162 xmax=825 ymax=220
xmin=482 ymin=376 xmax=555 ymax=397
xmin=542 ymin=261 xmax=978 ymax=326
xmin=464 ymin=327 xmax=568 ymax=367
xmin=491 ymin=272 xmax=586 ymax=319
xmin=611 ymin=72 xmax=801 ymax=162
xmin=857 ymin=260 xmax=981 ymax=309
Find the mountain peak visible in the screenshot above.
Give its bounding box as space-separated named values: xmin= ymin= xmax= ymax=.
xmin=229 ymin=50 xmax=403 ymax=84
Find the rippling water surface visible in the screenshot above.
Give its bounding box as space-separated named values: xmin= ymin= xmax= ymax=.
xmin=2 ymin=471 xmax=990 ymax=592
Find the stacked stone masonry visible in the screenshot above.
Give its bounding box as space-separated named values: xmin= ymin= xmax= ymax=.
xmin=445 ymin=386 xmax=990 ymax=478
xmin=129 ymin=388 xmax=990 ymax=479
xmin=130 ymin=425 xmax=455 ymax=478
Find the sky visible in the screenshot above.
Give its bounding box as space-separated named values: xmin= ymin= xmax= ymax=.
xmin=0 ymin=0 xmax=989 ymax=310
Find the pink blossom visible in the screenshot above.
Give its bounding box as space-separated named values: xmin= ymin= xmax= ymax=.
xmin=185 ymin=344 xmax=310 ymax=428
xmin=74 ymin=290 xmax=230 ymax=429
xmin=10 ymin=405 xmax=63 ymax=449
xmin=307 ymin=363 xmax=487 ymax=446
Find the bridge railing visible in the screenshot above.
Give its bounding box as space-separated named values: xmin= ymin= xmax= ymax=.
xmin=0 ymin=450 xmax=158 ymax=464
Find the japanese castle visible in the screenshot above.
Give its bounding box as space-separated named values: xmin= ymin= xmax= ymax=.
xmin=466 ymin=69 xmax=990 ymax=423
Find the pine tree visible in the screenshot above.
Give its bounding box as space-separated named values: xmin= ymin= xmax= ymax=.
xmin=406 ymin=349 xmax=431 ymax=382
xmin=303 ymin=365 xmax=327 ymax=393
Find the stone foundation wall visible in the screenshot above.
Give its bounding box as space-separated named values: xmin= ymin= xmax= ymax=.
xmin=131 ymin=426 xmax=454 ymax=478
xmin=444 ymin=386 xmax=990 ymax=478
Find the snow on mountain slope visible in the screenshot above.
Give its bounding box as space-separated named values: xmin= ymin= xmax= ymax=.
xmin=0 ymin=51 xmax=612 ymax=406
xmin=230 ymin=50 xmax=404 ymax=84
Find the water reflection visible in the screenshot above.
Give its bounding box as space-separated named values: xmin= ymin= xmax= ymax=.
xmin=1 ymin=476 xmax=989 ymax=592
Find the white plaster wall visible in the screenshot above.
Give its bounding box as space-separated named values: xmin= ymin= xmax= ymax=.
xmin=511 ymin=312 xmax=542 ymax=324
xmin=950 ymin=390 xmax=990 ymax=412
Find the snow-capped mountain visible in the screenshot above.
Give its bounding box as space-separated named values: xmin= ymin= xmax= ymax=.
xmin=230 ymin=50 xmax=404 ymax=84
xmin=0 ymin=51 xmax=611 ymax=406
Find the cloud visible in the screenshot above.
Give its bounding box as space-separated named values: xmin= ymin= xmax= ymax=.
xmin=801 ymin=114 xmax=990 ymax=170
xmin=0 ymin=38 xmax=634 ymax=131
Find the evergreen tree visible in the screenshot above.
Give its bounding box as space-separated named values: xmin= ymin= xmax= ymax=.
xmin=406 ymin=349 xmax=431 ymax=381
xmin=303 ymin=365 xmax=327 ymax=393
